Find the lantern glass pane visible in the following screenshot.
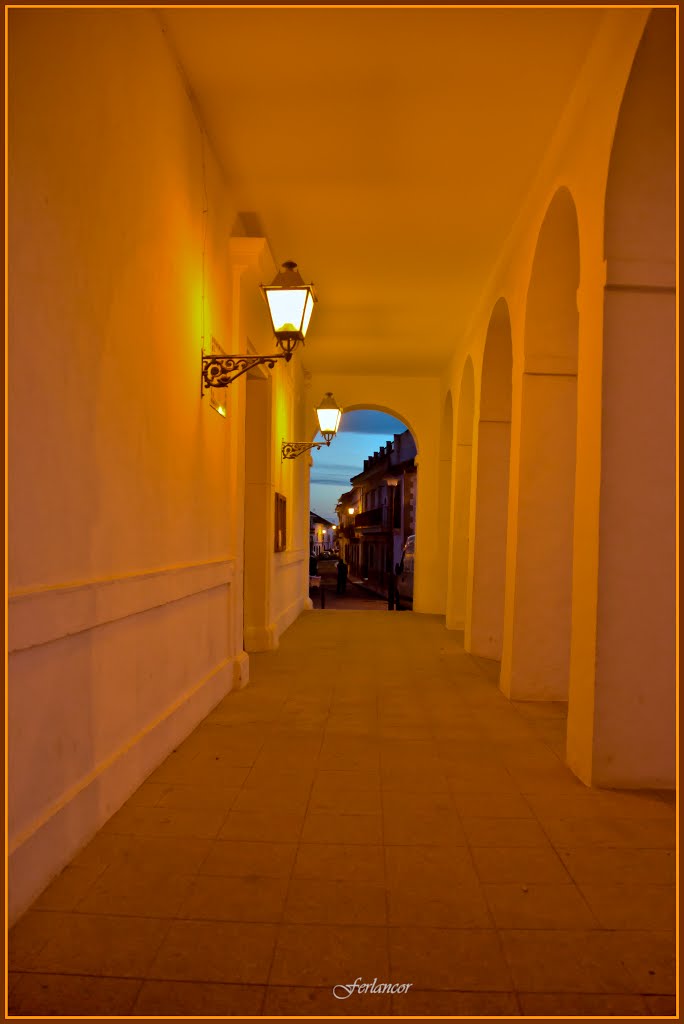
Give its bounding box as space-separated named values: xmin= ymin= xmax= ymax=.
xmin=317 ymin=405 xmax=342 ymax=436
xmin=266 ymin=288 xmax=308 ymax=333
xmin=301 ymin=291 xmax=314 ymax=338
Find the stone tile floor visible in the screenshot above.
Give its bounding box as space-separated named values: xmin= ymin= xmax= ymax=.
xmin=8 ymin=612 xmax=677 ymax=1017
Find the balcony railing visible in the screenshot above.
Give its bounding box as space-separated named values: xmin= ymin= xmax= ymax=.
xmin=353 ymin=506 xmax=389 ymax=529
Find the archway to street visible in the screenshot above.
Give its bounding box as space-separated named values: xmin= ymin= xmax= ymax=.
xmin=309 ymin=406 xmax=417 ymax=610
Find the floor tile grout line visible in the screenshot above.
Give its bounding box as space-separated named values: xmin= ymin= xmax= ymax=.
xmin=512 ymin=796 xmax=607 ymax=931
xmin=24 ymin=893 xmax=680 ymax=934
xmin=127 ymin=977 xmax=147 ymax=1015
xmin=51 ymin=859 xmax=111 ymax=917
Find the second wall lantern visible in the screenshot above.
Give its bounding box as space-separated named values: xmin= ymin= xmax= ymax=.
xmin=282 ymin=392 xmax=343 ymax=459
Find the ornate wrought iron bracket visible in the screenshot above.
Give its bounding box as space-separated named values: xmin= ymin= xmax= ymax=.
xmin=201 ymin=352 xmax=288 ymax=392
xmin=281 ymin=440 xmax=331 ymax=460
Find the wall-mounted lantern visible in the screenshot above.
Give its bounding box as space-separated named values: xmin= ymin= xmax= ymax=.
xmin=261 ymin=261 xmax=317 ymax=357
xmin=282 ymin=392 xmax=342 ymax=459
xmin=201 ymin=260 xmax=316 ymax=392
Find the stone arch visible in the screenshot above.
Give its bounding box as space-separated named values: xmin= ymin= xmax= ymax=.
xmin=524 ymin=187 xmax=580 ymax=375
xmin=333 ymin=402 xmax=420 ymax=455
xmin=457 ymin=359 xmax=475 ymax=445
xmin=466 ymin=299 xmax=512 ymax=658
xmin=309 ymin=402 xmax=417 ymax=605
xmin=501 ymin=188 xmax=580 ymax=699
xmin=446 ymin=357 xmax=474 ymax=630
xmin=305 ymin=374 xmax=444 ymax=614
xmin=604 ymin=11 xmax=675 ymax=270
xmin=568 ymin=10 xmax=676 ymax=787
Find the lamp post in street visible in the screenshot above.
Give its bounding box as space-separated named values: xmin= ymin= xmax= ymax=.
xmin=384 ymin=476 xmax=400 ymax=611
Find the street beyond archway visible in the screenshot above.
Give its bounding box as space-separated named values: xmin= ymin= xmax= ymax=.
xmin=310 ymin=559 xmax=408 ymax=611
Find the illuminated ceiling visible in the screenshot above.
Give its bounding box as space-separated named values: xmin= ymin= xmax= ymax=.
xmin=162 ymin=7 xmax=611 ymax=377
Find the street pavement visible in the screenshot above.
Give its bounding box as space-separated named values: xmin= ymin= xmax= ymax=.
xmin=309 ymin=579 xmax=389 ymax=611
xmin=310 ymin=559 xmax=410 ymax=610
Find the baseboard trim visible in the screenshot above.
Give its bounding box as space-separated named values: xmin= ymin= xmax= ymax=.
xmin=234 ymin=650 xmax=250 ymax=688
xmin=275 ymin=594 xmax=307 ymax=639
xmin=9 ymin=654 xmax=240 ymax=925
xmin=244 ymin=623 xmax=278 ymax=651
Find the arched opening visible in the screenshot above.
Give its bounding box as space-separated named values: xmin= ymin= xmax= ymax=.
xmin=501 ymin=187 xmax=579 ymax=700
xmin=568 ymin=11 xmax=676 ymax=787
xmin=327 ymin=403 xmax=420 ymax=452
xmin=446 ymin=358 xmax=474 ymax=630
xmin=437 ymin=392 xmax=453 ymax=614
xmin=309 ymin=407 xmax=417 ymax=609
xmin=466 ymin=299 xmax=512 ymax=658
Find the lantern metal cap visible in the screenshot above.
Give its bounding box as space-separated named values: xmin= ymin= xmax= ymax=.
xmin=267 ymin=261 xmax=317 ymax=300
xmin=317 ymin=391 xmax=339 ymax=411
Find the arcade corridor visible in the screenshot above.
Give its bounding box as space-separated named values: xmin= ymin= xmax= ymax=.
xmin=8 ymin=8 xmax=676 ymax=1011
xmin=9 ymin=612 xmax=675 ymax=1017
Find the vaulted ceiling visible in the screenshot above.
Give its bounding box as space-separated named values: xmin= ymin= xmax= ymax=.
xmin=162 ymin=7 xmax=607 ymax=377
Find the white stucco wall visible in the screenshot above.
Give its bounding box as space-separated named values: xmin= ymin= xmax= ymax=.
xmin=8 ymin=10 xmax=248 ymax=921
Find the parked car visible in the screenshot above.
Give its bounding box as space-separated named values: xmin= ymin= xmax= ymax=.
xmin=395 ymin=535 xmax=415 ymax=604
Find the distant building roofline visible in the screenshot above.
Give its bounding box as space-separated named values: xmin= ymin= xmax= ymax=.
xmin=310 ymin=512 xmax=335 ymax=527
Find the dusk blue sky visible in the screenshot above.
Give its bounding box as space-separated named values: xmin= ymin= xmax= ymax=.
xmin=310 ymin=409 xmax=408 ymax=523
